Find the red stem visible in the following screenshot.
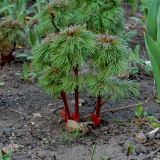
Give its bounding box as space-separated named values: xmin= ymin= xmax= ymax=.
xmin=0 ymin=43 xmax=16 ymax=69
xmin=74 ymin=66 xmax=79 ymax=116
xmin=75 ymin=87 xmax=79 ymax=115
xmin=60 ymin=91 xmax=71 ymax=119
xmin=95 ymin=95 xmax=102 ymax=117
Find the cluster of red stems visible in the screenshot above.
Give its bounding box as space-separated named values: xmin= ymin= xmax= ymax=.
xmin=60 ymin=66 xmax=105 ymax=127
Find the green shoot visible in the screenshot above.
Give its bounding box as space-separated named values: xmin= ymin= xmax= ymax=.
xmin=90 ymin=144 xmax=96 ymax=160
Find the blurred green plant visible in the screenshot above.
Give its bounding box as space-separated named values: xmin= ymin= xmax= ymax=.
xmin=129 ymin=45 xmax=152 ymax=77
xmin=71 ymin=0 xmax=124 ymax=35
xmin=145 ymin=0 xmax=160 ymax=103
xmin=0 ymin=149 xmax=12 ymax=160
xmin=127 ymin=143 xmax=136 ymax=156
xmin=61 ymin=129 xmax=83 ymax=144
xmin=0 ymin=81 xmax=4 ymax=87
xmin=0 ymin=0 xmax=27 ymax=24
xmin=0 ymin=20 xmax=24 ymax=68
xmin=140 ymin=0 xmax=151 ymax=18
xmin=147 ymin=116 xmax=160 ymax=128
xmin=28 ymin=0 xmax=125 ymax=42
xmin=125 ymin=0 xmax=139 ymax=15
xmin=16 ymin=62 xmax=35 ymax=81
xmin=135 ymin=104 xmax=149 ymax=118
xmin=135 ymin=104 xmax=160 ymax=128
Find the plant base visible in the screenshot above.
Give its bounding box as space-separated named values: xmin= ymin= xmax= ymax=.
xmin=72 ymin=112 xmax=80 ymax=122
xmin=91 ymin=113 xmax=101 ymax=127
xmin=155 ymin=96 xmax=160 ymax=104
xmin=60 ymin=110 xmax=70 ymax=122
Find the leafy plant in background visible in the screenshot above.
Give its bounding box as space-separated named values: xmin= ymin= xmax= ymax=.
xmin=16 ymin=62 xmax=36 ymax=81
xmin=129 ymin=44 xmax=152 ymax=77
xmin=145 ymin=0 xmax=160 ymax=103
xmin=125 ymin=0 xmax=151 ymax=17
xmin=147 ymin=116 xmax=160 ymax=128
xmin=140 ymin=0 xmax=151 ymax=19
xmin=0 ymin=0 xmax=27 ymax=24
xmin=28 ymin=0 xmax=71 ymax=44
xmin=135 ymin=104 xmax=160 ymax=128
xmin=125 ymin=0 xmax=139 ymax=15
xmin=0 ymin=20 xmax=24 ymax=68
xmin=29 ymin=0 xmax=125 ymax=40
xmin=71 ymin=0 xmax=124 ymax=35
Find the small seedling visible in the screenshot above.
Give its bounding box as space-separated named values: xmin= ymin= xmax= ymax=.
xmin=135 ymin=104 xmax=149 ymax=118
xmin=100 ymin=156 xmax=109 ymax=160
xmin=16 ymin=63 xmax=35 ymax=81
xmin=0 ymin=82 xmax=4 ymax=87
xmin=129 ymin=45 xmax=152 ymax=77
xmin=90 ymin=144 xmax=97 ymax=160
xmin=135 ymin=104 xmax=144 ymax=118
xmin=61 ymin=129 xmax=83 ymax=144
xmin=127 ymin=143 xmax=136 ymax=156
xmin=147 ymin=116 xmax=160 ymax=128
xmin=135 ymin=104 xmax=160 ymax=128
xmin=0 ymin=149 xmax=13 ymax=160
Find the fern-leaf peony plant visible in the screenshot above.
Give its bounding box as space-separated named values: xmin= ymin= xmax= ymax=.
xmin=33 ymin=26 xmax=138 ymax=126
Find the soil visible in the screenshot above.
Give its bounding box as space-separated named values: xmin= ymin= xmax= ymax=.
xmin=0 ymin=3 xmax=160 ymax=160
xmin=0 ymin=62 xmax=160 ymax=160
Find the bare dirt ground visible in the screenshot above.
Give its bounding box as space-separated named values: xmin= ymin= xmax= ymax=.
xmin=0 ymin=63 xmax=160 ymax=160
xmin=0 ymin=3 xmax=160 ymax=160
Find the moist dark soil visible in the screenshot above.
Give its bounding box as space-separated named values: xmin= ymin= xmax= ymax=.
xmin=0 ymin=63 xmax=160 ymax=160
xmin=0 ymin=3 xmax=160 ymax=160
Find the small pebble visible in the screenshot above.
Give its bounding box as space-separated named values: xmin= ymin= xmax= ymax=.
xmin=135 ymin=132 xmax=147 ymax=144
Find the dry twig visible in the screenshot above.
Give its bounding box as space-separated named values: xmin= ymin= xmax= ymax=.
xmin=82 ymin=103 xmax=143 ymax=119
xmin=140 ymin=148 xmax=160 ymax=160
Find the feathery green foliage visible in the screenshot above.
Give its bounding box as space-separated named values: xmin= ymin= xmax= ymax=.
xmin=71 ymin=0 xmax=124 ymax=34
xmin=49 ymin=26 xmax=96 ymax=71
xmin=0 ymin=20 xmax=24 ymax=57
xmin=33 ymin=0 xmax=124 ymax=37
xmin=0 ymin=0 xmax=27 ymax=24
xmin=0 ymin=19 xmax=24 ymax=67
xmin=0 ymin=20 xmax=24 ymax=46
xmin=36 ymin=4 xmax=55 ymax=36
xmin=33 ymin=26 xmax=95 ymax=96
xmin=93 ymin=35 xmax=128 ymax=75
xmin=87 ymin=75 xmax=138 ymax=100
xmin=87 ymin=34 xmax=138 ymax=101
